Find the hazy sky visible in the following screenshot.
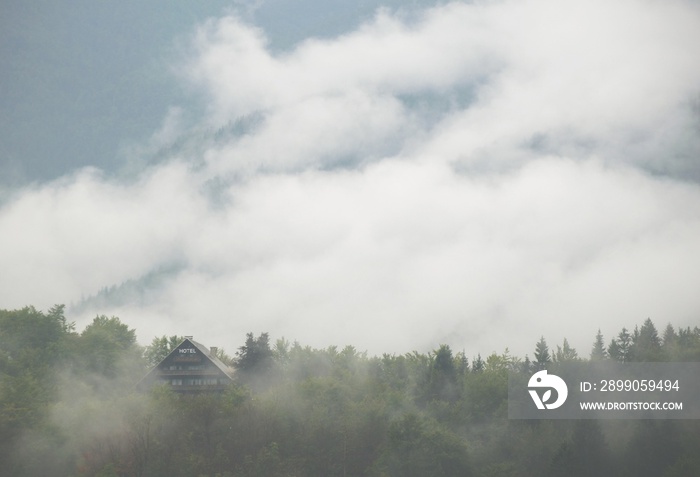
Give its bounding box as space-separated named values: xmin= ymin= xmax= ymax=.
xmin=2 ymin=0 xmax=700 ymax=358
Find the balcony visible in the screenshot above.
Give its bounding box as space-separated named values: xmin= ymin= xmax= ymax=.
xmin=157 ymin=368 xmax=225 ymax=377
xmin=170 ymin=383 xmax=231 ymax=393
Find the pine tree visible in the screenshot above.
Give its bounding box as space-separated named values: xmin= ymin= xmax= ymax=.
xmin=608 ymin=338 xmax=621 ymax=362
xmin=472 ymin=354 xmax=484 ymax=373
xmin=662 ymin=324 xmax=678 ymax=361
xmin=676 ymin=327 xmax=700 ymax=360
xmin=554 ymin=338 xmax=579 ymax=362
xmin=534 ymin=336 xmax=551 ymax=370
xmin=590 ymin=329 xmax=607 ymax=361
xmin=234 ymin=332 xmax=274 ymax=377
xmin=631 ymin=318 xmax=662 ymax=362
xmin=608 ymin=328 xmax=631 ymax=362
xmin=429 ymin=344 xmax=458 ymax=402
xmin=455 ymin=350 xmax=469 ymax=375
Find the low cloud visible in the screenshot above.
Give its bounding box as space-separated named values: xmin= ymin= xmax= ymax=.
xmin=2 ymin=0 xmax=700 ymax=357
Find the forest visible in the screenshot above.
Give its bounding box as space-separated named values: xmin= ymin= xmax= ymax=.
xmin=1 ymin=305 xmax=699 ymax=477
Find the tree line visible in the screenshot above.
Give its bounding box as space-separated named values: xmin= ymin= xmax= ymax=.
xmin=1 ymin=305 xmax=699 ymax=476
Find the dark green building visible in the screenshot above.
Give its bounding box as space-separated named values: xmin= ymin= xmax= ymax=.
xmin=139 ymin=337 xmax=234 ymax=393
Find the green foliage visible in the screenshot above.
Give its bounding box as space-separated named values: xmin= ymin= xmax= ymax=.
xmin=549 ymin=420 xmax=610 ymax=477
xmin=0 ymin=305 xmax=75 ymax=470
xmin=234 ymin=332 xmax=274 ymax=377
xmin=79 ymin=315 xmax=139 ymax=378
xmin=590 ymin=329 xmax=607 ymax=360
xmin=213 ymin=347 xmax=234 ymax=367
xmin=464 ymin=361 xmax=509 ymax=422
xmin=238 ymin=442 xmax=285 ymax=477
xmin=674 ymin=326 xmax=700 ymax=360
xmin=377 ymin=413 xmax=472 ymax=477
xmin=534 ymin=336 xmax=551 ymax=370
xmin=553 ymin=338 xmax=579 ymax=362
xmin=144 ymin=334 xmax=185 ymax=367
xmin=0 ymin=306 xmax=67 ymax=373
xmin=82 ymin=315 xmax=136 ymax=349
xmin=608 ymin=327 xmax=632 ymax=362
xmin=630 ymin=318 xmax=663 ymax=362
xmin=424 ymin=344 xmax=459 ymax=403
xmin=472 ymin=353 xmax=484 ymax=373
xmin=2 ymin=305 xmax=700 ymax=477
xmin=621 ymin=420 xmax=683 ymax=477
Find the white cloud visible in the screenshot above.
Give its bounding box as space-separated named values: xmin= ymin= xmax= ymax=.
xmin=184 ymin=0 xmax=700 ymax=175
xmin=186 ymin=4 xmax=499 ymax=121
xmin=2 ymin=0 xmax=700 ymax=357
xmin=203 ymin=90 xmax=412 ymax=175
xmin=0 ymin=164 xmax=204 ymax=307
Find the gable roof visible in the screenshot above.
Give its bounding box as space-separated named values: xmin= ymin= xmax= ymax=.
xmin=188 ymin=338 xmax=234 ymax=376
xmin=137 ymin=337 xmax=235 ymax=389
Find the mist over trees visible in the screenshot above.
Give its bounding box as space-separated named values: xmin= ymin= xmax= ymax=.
xmin=1 ymin=305 xmax=699 ymax=476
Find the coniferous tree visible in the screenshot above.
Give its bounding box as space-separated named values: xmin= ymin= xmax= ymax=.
xmin=471 ymin=354 xmax=484 ymax=373
xmin=234 ymin=332 xmax=274 ymax=385
xmin=631 ymin=318 xmax=662 ymax=362
xmin=521 ymin=354 xmax=532 ymax=374
xmin=607 ymin=338 xmax=621 ymax=361
xmin=550 ymin=420 xmax=611 ymax=477
xmin=534 ymin=336 xmax=551 ymax=370
xmin=6 ymin=304 xmax=700 ymax=476
xmin=47 ymin=304 xmax=75 ymax=333
xmin=428 ymin=344 xmax=458 ymax=402
xmin=554 ymin=338 xmax=579 ymax=362
xmin=661 ymin=323 xmax=679 ymax=361
xmin=609 ymin=328 xmax=631 ymax=362
xmin=381 ymin=413 xmax=473 ymax=477
xmin=676 ymin=327 xmax=700 ymax=361
xmin=590 ymin=329 xmax=607 ymax=360
xmin=455 ymin=350 xmax=469 ymax=376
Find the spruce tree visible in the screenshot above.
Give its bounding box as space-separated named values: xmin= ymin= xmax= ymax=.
xmin=534 ymin=336 xmax=551 ymax=370
xmin=609 ymin=328 xmax=631 ymax=362
xmin=631 ymin=318 xmax=662 ymax=362
xmin=521 ymin=355 xmax=532 ymax=374
xmin=472 ymin=354 xmax=484 ymax=373
xmin=234 ymin=332 xmax=274 ymax=378
xmin=608 ymin=338 xmax=622 ymax=362
xmin=590 ymin=329 xmax=607 ymax=361
xmin=554 ymin=338 xmax=578 ymax=362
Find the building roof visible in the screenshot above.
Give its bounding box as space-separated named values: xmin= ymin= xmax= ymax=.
xmin=137 ymin=337 xmax=235 ymax=390
xmin=188 ymin=338 xmax=235 ymax=376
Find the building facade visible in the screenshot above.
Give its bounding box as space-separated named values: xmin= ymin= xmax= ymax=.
xmin=138 ymin=337 xmax=235 ymax=393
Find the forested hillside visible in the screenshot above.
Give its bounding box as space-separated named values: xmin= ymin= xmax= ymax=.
xmin=1 ymin=305 xmax=699 ymax=476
